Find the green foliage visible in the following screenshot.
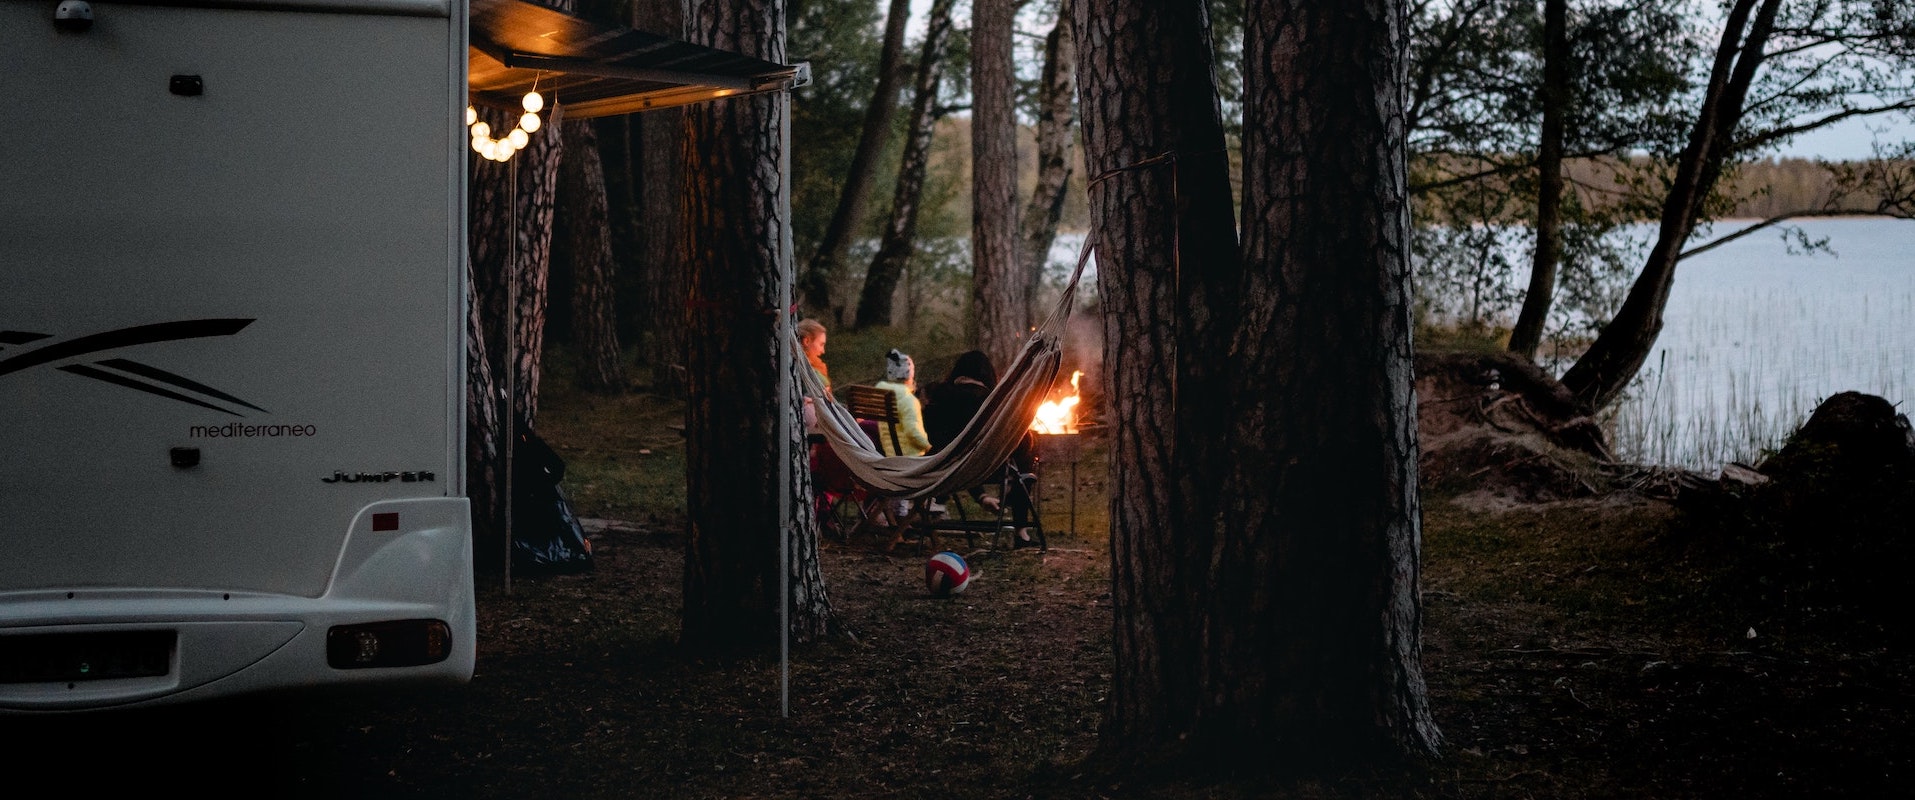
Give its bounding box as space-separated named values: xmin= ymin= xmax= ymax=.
xmin=1407 ymin=0 xmax=1699 ymax=355
xmin=790 ymin=0 xmax=887 ymax=257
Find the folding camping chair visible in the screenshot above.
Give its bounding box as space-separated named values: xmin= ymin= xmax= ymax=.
xmin=824 ymin=385 xmax=919 ymax=546
xmin=914 ymin=462 xmax=1046 ymax=552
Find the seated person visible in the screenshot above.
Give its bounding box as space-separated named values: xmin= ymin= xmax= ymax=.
xmin=923 ymin=350 xmax=1038 ymax=542
xmin=872 ymin=350 xmax=931 ymax=543
xmin=873 ymin=349 xmax=931 ymax=457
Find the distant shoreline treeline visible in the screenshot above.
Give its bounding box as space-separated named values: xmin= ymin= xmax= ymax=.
xmin=1564 ymin=156 xmax=1905 ymax=221
xmin=934 ymin=118 xmax=1901 ymax=232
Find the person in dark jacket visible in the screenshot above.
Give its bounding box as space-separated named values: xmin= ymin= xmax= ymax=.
xmin=923 ymin=350 xmax=1038 ymax=543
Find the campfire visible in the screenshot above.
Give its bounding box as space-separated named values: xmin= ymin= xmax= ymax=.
xmin=1030 ymin=370 xmax=1083 ymax=435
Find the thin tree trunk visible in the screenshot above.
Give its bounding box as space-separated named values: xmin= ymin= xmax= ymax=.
xmin=1226 ymin=0 xmax=1440 ymax=760
xmin=1018 ymin=0 xmax=1078 ymax=318
xmin=970 ymin=0 xmax=1023 ymax=366
xmin=1074 ymin=0 xmax=1242 ymax=765
xmin=681 ymin=0 xmax=835 ymax=652
xmin=1559 ymin=0 xmax=1780 ymax=410
xmin=598 ymin=114 xmax=645 ymax=346
xmin=636 ymin=0 xmax=689 ymax=397
xmin=800 ymin=0 xmax=914 ymax=322
xmin=560 ymin=118 xmax=627 ymax=392
xmin=1507 ymin=0 xmax=1566 ymax=358
xmin=855 ymin=0 xmax=956 ymax=328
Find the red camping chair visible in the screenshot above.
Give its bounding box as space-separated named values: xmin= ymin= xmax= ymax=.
xmin=809 ymin=417 xmax=893 ymax=543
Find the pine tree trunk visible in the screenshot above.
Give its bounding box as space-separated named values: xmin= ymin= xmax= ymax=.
xmin=636 ymin=0 xmax=689 ymax=398
xmin=470 ymin=106 xmax=564 ymax=432
xmin=467 ymin=94 xmax=565 ymax=564
xmin=680 ymin=0 xmax=836 ymax=652
xmin=1018 ymin=0 xmax=1078 ymax=311
xmin=560 ymin=119 xmax=628 ymax=393
xmin=855 ymin=0 xmax=956 ymax=329
xmin=597 ymin=115 xmax=644 ymax=342
xmin=1558 ymin=0 xmax=1779 ymax=410
xmin=1507 ymin=0 xmax=1566 ymax=358
xmin=970 ymin=0 xmax=1024 ymax=366
xmin=1224 ymin=0 xmax=1440 ymax=760
xmin=800 ymin=0 xmax=914 ymax=321
xmin=465 ymin=259 xmax=506 ymax=572
xmin=1074 ymin=0 xmax=1242 ymax=763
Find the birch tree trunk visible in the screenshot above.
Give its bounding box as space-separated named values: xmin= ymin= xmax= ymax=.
xmin=1018 ymin=0 xmax=1078 ymax=313
xmin=855 ymin=0 xmax=956 ymax=329
xmin=800 ymin=0 xmax=914 ymax=321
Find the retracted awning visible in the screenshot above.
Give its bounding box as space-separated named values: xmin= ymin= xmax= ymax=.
xmin=468 ymin=0 xmax=809 ymax=119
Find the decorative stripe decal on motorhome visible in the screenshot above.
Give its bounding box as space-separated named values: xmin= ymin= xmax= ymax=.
xmin=0 ymin=330 xmax=54 ymax=347
xmin=0 ymin=319 xmax=266 ymax=415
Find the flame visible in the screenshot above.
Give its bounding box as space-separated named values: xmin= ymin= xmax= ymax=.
xmin=1031 ymin=370 xmax=1083 ymax=434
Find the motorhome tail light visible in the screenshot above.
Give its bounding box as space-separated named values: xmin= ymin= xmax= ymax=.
xmin=326 ymin=620 xmax=452 ymax=669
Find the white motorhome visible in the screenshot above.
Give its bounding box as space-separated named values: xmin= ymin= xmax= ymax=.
xmin=1 ymin=0 xmax=800 ymax=711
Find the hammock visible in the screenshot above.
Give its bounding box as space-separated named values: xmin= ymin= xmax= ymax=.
xmin=800 ymin=241 xmax=1094 ymax=500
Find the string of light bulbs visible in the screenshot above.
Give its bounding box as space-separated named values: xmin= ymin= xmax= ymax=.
xmin=467 ymin=88 xmax=547 ymax=162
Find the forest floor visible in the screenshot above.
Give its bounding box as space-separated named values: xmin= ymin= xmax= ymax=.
xmin=11 ymin=378 xmax=1911 ymax=799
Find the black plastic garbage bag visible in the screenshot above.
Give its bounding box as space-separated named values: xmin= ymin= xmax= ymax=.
xmin=510 ymin=427 xmax=594 ymax=574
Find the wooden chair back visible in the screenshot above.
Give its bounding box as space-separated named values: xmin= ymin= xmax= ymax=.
xmin=843 ymin=385 xmax=902 ymax=454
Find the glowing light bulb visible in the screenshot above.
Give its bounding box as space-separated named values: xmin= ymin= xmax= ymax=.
xmin=507 ymin=128 xmax=529 ymax=149
xmin=474 ymin=139 xmax=496 ymax=159
xmin=466 ymin=106 xmax=477 ymax=126
xmin=521 ymin=91 xmax=545 ymax=113
xmin=471 ymin=121 xmax=492 ymax=140
xmin=519 ymin=111 xmax=541 ymax=134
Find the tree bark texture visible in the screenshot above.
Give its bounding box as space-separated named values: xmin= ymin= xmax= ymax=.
xmin=467 ymin=99 xmax=565 ymax=558
xmin=635 ymin=0 xmax=690 ymax=397
xmin=1073 ymin=0 xmax=1243 ymax=763
xmin=1506 ymin=0 xmax=1566 ymax=358
xmin=1229 ymin=0 xmax=1440 ymax=759
xmin=970 ymin=0 xmax=1024 ymax=366
xmin=641 ymin=110 xmax=689 ymax=395
xmin=470 ymin=105 xmax=564 ymax=431
xmin=1559 ymin=0 xmax=1780 ymax=410
xmin=680 ymin=0 xmax=835 ymax=652
xmin=559 ymin=119 xmax=628 ymax=393
xmin=800 ymin=0 xmax=914 ymax=322
xmin=464 ymin=259 xmax=506 ymax=571
xmin=596 ymin=114 xmax=644 ymax=344
xmin=1018 ymin=0 xmax=1079 ymax=316
xmin=855 ymin=0 xmax=956 ymax=329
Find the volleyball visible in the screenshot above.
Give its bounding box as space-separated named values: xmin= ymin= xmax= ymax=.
xmin=925 ymin=551 xmax=972 ymax=597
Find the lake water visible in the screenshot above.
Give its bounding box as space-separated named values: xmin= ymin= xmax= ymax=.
xmin=1052 ymin=219 xmax=1914 ymax=472
xmin=1601 ymin=217 xmax=1914 ymax=471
